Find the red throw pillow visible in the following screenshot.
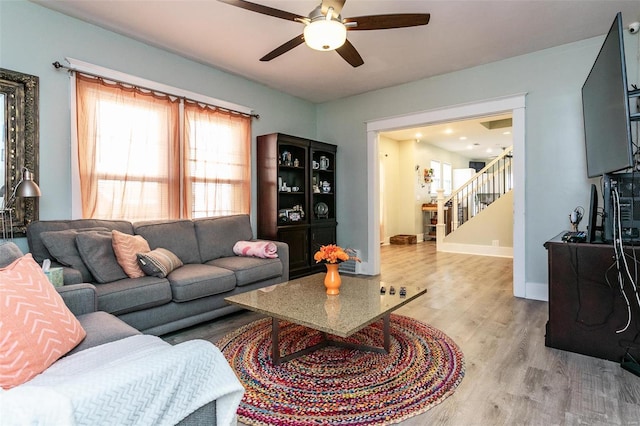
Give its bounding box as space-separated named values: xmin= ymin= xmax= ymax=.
xmin=0 ymin=254 xmax=86 ymax=389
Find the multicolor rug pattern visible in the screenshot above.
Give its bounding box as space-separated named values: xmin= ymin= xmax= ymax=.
xmin=217 ymin=314 xmax=465 ymax=425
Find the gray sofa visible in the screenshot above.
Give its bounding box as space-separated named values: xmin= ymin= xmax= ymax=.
xmin=26 ymin=214 xmax=289 ymax=335
xmin=0 ymin=241 xmax=241 ymax=425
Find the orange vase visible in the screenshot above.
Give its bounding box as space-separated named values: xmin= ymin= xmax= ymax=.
xmin=324 ymin=263 xmax=341 ymax=295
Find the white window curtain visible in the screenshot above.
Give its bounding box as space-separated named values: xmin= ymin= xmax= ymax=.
xmin=184 ymin=101 xmax=251 ymax=218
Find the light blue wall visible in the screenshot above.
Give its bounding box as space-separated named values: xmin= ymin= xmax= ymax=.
xmin=1 ymin=0 xmax=317 ymax=252
xmin=316 ymin=32 xmax=639 ymax=288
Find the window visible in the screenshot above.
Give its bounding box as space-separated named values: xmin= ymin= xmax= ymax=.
xmin=428 ymin=160 xmax=452 ymax=195
xmin=443 ymin=162 xmax=452 ymax=195
xmin=184 ymin=102 xmax=250 ymax=218
xmin=75 ymin=74 xmax=250 ymax=221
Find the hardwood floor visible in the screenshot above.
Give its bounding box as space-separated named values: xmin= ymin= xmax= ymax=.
xmin=163 ymin=242 xmax=640 ymax=425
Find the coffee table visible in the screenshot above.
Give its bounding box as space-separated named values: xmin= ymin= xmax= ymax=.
xmin=225 ymin=273 xmax=427 ymax=365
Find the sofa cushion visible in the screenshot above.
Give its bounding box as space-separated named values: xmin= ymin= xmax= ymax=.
xmin=134 ymin=220 xmax=201 ymax=264
xmin=0 ymin=254 xmax=86 ymax=389
xmin=208 ymin=256 xmax=283 ymax=287
xmin=137 ymin=248 xmax=183 ymax=278
xmin=93 ymin=276 xmax=172 ymax=315
xmin=68 ymin=311 xmax=141 ymax=356
xmin=112 ymin=230 xmax=150 ymax=279
xmin=76 ymin=231 xmax=128 ymax=283
xmin=40 ymin=228 xmax=109 ymax=282
xmin=194 ymin=215 xmax=253 ymax=262
xmin=27 ymin=219 xmax=134 ymax=264
xmin=167 ymin=264 xmax=236 ymax=302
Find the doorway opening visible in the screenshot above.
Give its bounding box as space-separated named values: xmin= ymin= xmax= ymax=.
xmin=378 ymin=113 xmax=513 ymax=245
xmin=365 ymin=95 xmax=526 ymax=297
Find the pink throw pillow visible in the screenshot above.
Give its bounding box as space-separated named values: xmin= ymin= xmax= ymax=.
xmin=0 ymin=254 xmax=86 ymax=389
xmin=112 ymin=230 xmax=150 ymax=278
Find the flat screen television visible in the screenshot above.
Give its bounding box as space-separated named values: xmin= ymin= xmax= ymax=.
xmin=582 ymin=12 xmax=633 ymax=178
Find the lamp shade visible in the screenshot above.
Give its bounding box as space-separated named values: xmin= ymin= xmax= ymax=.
xmin=304 ymin=19 xmax=347 ymax=51
xmin=15 ymin=168 xmax=41 ymax=198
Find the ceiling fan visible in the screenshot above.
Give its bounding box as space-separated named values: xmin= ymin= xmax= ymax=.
xmin=218 ymin=0 xmax=430 ymax=67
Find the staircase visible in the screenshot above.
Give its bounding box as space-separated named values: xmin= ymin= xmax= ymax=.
xmin=433 ymin=146 xmax=514 ymax=249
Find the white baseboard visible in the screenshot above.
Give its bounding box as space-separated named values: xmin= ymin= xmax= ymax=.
xmin=438 ymin=242 xmax=513 ymax=258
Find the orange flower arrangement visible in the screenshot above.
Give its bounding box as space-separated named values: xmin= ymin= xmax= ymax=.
xmin=314 ymin=244 xmax=361 ymax=264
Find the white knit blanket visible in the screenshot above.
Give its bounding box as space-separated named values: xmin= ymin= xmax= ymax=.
xmin=0 ymin=335 xmax=244 ymax=426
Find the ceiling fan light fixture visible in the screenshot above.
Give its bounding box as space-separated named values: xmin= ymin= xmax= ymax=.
xmin=304 ymin=19 xmax=347 ymax=51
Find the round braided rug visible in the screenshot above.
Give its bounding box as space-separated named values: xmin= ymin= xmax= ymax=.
xmin=217 ymin=314 xmax=465 ymax=426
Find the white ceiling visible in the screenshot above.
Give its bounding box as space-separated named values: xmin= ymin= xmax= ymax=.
xmin=381 ymin=113 xmax=513 ymax=160
xmin=31 ymin=0 xmax=640 ymax=104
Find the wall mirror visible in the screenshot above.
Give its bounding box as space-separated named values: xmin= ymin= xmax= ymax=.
xmin=1 ymin=68 xmax=39 ymax=238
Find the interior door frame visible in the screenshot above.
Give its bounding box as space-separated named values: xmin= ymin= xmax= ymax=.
xmin=365 ymin=94 xmax=527 ymax=298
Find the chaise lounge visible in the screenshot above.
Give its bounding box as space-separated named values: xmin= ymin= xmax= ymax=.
xmin=0 ymin=240 xmax=245 ymax=425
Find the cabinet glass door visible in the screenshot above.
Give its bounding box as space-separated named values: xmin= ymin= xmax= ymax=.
xmin=310 ymin=147 xmax=335 ymax=223
xmin=278 ymin=143 xmax=308 ymax=225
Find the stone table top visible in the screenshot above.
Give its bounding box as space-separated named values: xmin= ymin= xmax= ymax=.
xmin=225 ymin=273 xmax=427 ymax=337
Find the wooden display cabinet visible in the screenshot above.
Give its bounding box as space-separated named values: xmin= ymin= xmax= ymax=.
xmin=257 ymin=133 xmax=337 ymax=278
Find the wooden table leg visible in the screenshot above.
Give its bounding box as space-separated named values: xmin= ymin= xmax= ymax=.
xmin=272 ymin=317 xmax=280 ymax=365
xmin=383 ymin=314 xmax=391 ymax=352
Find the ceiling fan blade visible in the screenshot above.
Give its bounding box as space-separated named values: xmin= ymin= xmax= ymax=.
xmin=344 ymin=14 xmax=430 ymax=30
xmin=336 ymin=39 xmax=364 ymax=68
xmin=218 ymin=0 xmax=305 ymax=22
xmin=260 ymin=35 xmax=305 ymax=62
xmin=321 ymin=0 xmax=346 ymax=17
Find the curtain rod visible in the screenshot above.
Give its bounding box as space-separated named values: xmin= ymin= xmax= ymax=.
xmin=52 ymin=61 xmax=260 ymax=119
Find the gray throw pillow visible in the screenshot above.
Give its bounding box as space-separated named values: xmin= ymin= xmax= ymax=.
xmin=40 ymin=228 xmax=108 ymax=282
xmin=0 ymin=241 xmax=24 ymax=268
xmin=76 ymin=231 xmax=128 ymax=283
xmin=134 ymin=220 xmax=200 ymax=264
xmin=137 ymin=248 xmax=183 ymax=278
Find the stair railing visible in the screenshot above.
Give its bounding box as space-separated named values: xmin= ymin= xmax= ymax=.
xmin=435 ymin=146 xmax=513 ymax=241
